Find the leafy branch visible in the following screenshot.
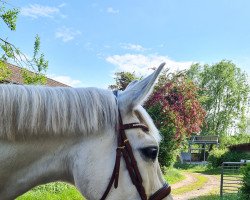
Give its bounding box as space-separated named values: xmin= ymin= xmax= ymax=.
xmin=0 ymin=0 xmax=48 ymax=84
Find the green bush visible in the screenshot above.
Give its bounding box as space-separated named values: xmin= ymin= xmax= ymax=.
xmin=240 ymin=163 xmax=250 ymax=199
xmin=223 ymin=151 xmax=250 ymax=163
xmin=207 ymin=148 xmax=227 ymax=168
xmin=208 ymin=148 xmax=250 ymax=167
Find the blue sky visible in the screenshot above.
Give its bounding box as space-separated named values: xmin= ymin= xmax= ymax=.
xmin=3 ymin=0 xmax=250 ymax=87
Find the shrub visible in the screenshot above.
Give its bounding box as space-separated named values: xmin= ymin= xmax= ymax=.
xmin=208 ymin=148 xmax=250 ymax=167
xmin=207 ymin=148 xmax=228 ymax=168
xmin=240 ymin=163 xmax=250 ymax=199
xmin=223 ymin=151 xmax=250 ymax=163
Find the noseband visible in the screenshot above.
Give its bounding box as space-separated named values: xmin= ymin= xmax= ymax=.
xmin=100 ymin=93 xmax=171 ymax=200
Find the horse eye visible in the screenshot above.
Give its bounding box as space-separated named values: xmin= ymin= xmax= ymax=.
xmin=140 ymin=146 xmax=158 ymax=161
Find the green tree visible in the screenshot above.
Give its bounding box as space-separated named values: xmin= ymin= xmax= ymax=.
xmin=0 ymin=1 xmax=48 ymax=84
xmin=186 ymin=60 xmax=249 ymax=136
xmin=108 ymin=71 xmax=141 ymax=90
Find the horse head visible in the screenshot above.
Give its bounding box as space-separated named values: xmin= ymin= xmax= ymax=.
xmin=73 ymin=63 xmax=173 ymax=200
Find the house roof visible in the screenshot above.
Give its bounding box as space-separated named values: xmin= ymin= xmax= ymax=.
xmin=1 ymin=63 xmax=69 ymax=87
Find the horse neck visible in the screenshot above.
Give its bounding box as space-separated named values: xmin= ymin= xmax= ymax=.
xmin=0 ymin=130 xmax=116 ymax=200
xmin=0 ymin=136 xmax=81 ymax=199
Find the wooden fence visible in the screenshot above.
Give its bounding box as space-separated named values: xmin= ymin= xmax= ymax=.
xmin=220 ymin=162 xmax=246 ymax=197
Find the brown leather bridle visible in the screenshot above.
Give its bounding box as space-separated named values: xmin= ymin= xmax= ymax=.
xmin=100 ymin=92 xmax=171 ymax=200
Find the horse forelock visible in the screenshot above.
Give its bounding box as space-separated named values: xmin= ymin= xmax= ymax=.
xmin=135 ymin=106 xmax=162 ymax=143
xmin=0 ymin=85 xmax=118 ymax=141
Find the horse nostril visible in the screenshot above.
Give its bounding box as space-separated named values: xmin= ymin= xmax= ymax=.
xmin=140 ymin=146 xmax=158 ymax=161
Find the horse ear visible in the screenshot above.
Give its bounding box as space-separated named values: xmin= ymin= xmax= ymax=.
xmin=118 ymin=63 xmax=165 ymax=111
xmin=124 ymin=80 xmax=139 ymax=91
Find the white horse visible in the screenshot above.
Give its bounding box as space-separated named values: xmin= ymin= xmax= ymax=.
xmin=0 ymin=64 xmax=173 ymax=200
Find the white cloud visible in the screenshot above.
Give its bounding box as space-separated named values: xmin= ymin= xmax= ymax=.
xmin=49 ymin=75 xmax=84 ymax=87
xmin=106 ymin=54 xmax=194 ymax=76
xmin=120 ymin=43 xmax=147 ymax=51
xmin=21 ymin=4 xmax=61 ymax=18
xmin=107 ymin=7 xmax=119 ymax=14
xmin=58 ymin=3 xmax=66 ymax=8
xmin=55 ymin=27 xmax=81 ymax=42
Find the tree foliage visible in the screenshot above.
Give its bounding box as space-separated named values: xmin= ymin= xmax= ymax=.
xmin=0 ymin=1 xmax=18 ymax=31
xmin=108 ymin=71 xmax=141 ymax=90
xmin=186 ymin=60 xmax=249 ymax=136
xmin=207 ymin=148 xmax=250 ymax=168
xmin=0 ymin=1 xmax=48 ymax=84
xmin=145 ymin=72 xmax=206 ymax=166
xmin=0 ymin=60 xmax=10 ymax=80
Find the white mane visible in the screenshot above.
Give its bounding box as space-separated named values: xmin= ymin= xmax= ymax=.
xmin=0 ymin=84 xmax=118 ymax=140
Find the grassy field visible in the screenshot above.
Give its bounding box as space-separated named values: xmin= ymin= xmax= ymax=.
xmin=16 ymin=182 xmax=84 ymax=200
xmin=191 ymin=192 xmax=243 ymax=200
xmin=164 ymin=167 xmax=185 ymax=184
xmin=174 ymin=163 xmax=221 ymax=174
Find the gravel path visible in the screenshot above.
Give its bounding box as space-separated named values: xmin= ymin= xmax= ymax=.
xmin=171 ymin=172 xmax=198 ymax=190
xmin=171 ymin=172 xmax=220 ymax=200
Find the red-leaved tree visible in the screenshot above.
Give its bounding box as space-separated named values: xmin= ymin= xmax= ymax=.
xmin=145 ymin=74 xmax=206 ymax=167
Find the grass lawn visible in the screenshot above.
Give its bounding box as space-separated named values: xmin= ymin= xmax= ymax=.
xmin=174 ymin=163 xmax=221 ymax=175
xmin=16 ymin=182 xmax=84 ymax=200
xmin=191 ymin=192 xmax=243 ymax=200
xmin=164 ymin=167 xmax=185 ymax=184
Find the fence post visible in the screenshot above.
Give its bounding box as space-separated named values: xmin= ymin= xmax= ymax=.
xmin=220 ymin=163 xmax=224 ymax=197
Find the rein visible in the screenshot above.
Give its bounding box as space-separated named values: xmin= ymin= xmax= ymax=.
xmin=100 ymin=93 xmax=171 ymax=200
